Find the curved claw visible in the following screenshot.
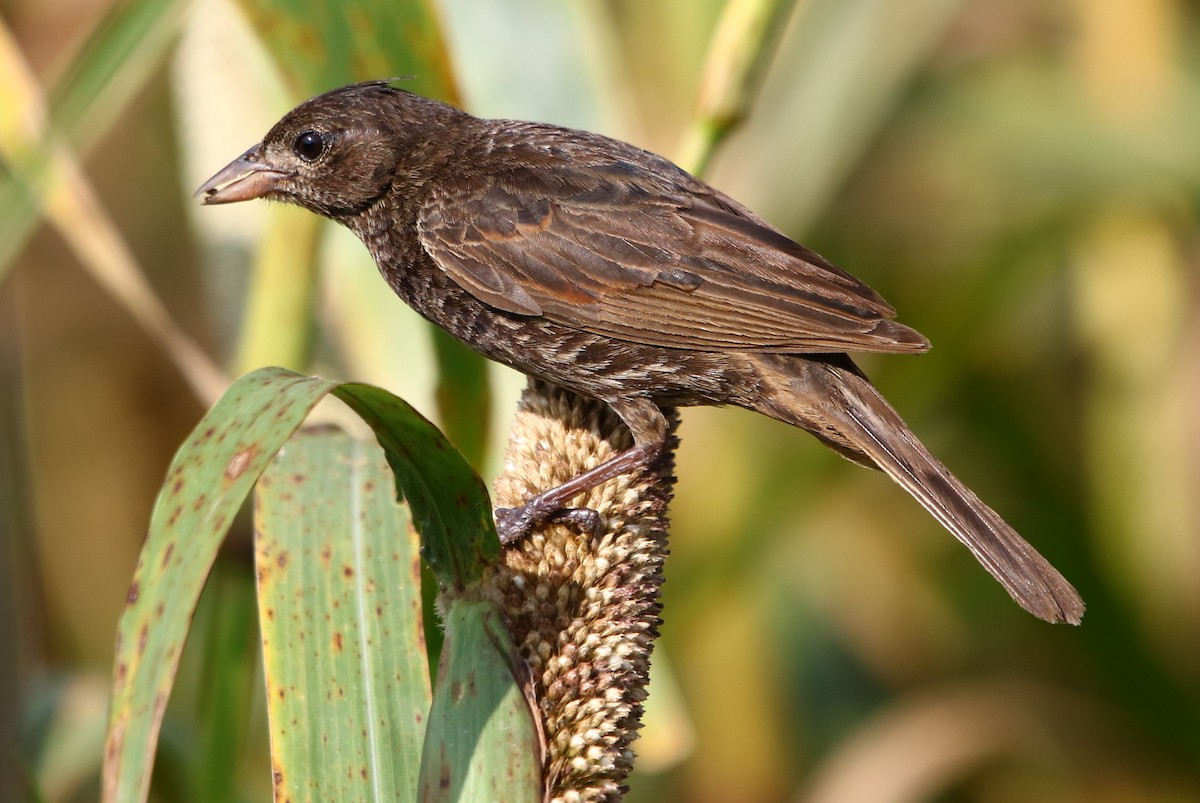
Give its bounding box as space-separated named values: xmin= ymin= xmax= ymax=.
xmin=493 ymin=437 xmax=660 ymax=545
xmin=495 ymin=502 xmax=604 ymax=545
xmin=548 ymin=507 xmax=604 ymax=535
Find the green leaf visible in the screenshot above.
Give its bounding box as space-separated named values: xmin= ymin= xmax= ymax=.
xmin=103 ymin=367 xmax=499 ymax=802
xmin=677 ymin=0 xmax=798 ymax=176
xmin=418 ymin=598 xmax=543 ymax=802
xmin=190 ymin=563 xmax=260 ymax=803
xmin=233 ymin=207 xmax=324 ymax=375
xmin=236 ymin=0 xmax=461 ymax=101
xmin=255 ymin=427 xmax=430 ymax=799
xmin=333 ymin=383 xmax=500 ymax=592
xmin=429 ymin=326 xmax=492 ymax=469
xmin=46 ymin=0 xmax=189 ymax=139
xmin=102 ymin=369 xmax=338 ymax=803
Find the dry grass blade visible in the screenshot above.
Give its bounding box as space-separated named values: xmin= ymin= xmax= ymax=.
xmin=0 ymin=21 xmax=227 ymax=404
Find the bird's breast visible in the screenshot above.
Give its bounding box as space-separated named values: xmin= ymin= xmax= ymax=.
xmin=359 ymin=227 xmax=757 ymax=409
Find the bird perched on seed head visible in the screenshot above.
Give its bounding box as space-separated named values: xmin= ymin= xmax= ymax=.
xmin=199 ymin=80 xmax=1083 ymax=624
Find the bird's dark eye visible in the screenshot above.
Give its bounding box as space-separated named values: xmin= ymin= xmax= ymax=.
xmin=293 ymin=131 xmax=326 ymax=162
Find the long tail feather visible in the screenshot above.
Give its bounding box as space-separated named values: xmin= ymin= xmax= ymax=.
xmin=753 ymin=354 xmax=1084 ymax=624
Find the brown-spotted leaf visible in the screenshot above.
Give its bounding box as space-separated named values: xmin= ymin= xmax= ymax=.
xmin=103 ymin=368 xmax=338 ymax=802
xmin=103 ymin=367 xmax=498 ymax=802
xmin=256 ymin=427 xmax=430 ymax=799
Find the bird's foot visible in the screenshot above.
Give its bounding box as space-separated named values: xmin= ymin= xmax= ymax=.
xmin=495 ymin=500 xmax=604 ymax=546
xmin=493 ymin=436 xmax=662 ymax=545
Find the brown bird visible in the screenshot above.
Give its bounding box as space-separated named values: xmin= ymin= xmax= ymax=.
xmin=199 ymin=80 xmax=1083 ymax=624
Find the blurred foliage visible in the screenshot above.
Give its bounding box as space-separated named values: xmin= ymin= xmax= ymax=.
xmin=2 ymin=0 xmax=1199 ymax=801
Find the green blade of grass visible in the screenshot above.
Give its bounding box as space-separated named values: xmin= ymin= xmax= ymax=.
xmin=429 ymin=325 xmax=492 ymax=469
xmin=46 ymin=0 xmax=189 ymax=140
xmin=189 ymin=561 xmax=261 ymax=803
xmin=418 ymin=598 xmax=543 ymax=802
xmin=676 ymin=0 xmax=798 ymax=177
xmin=0 ymin=19 xmax=226 ymax=402
xmin=255 ymin=427 xmax=430 ymax=799
xmin=103 ymin=367 xmax=500 ymax=801
xmin=716 ymin=0 xmax=967 ymax=231
xmin=102 ymin=369 xmax=339 ymax=803
xmin=232 ymin=207 xmax=324 ymax=375
xmin=236 ymin=0 xmax=461 ymax=101
xmin=332 ymin=382 xmax=500 ymax=592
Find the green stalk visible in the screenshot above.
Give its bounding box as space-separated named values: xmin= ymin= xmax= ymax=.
xmin=233 ymin=207 xmax=323 ymax=374
xmin=677 ymin=0 xmax=800 ymax=176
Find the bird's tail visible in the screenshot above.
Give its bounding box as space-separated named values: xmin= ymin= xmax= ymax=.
xmin=749 ymin=353 xmax=1084 ymax=624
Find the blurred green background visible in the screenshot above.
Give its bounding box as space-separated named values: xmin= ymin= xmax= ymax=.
xmin=3 ymin=0 xmax=1199 ymax=801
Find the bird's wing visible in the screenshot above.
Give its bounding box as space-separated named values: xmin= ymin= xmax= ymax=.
xmin=417 ymin=158 xmax=929 ymax=354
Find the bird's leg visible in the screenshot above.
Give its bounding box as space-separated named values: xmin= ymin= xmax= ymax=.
xmin=496 ymin=397 xmax=667 ymax=545
xmin=495 ymin=443 xmax=661 ymax=544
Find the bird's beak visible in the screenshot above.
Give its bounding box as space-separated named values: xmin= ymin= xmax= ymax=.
xmin=196 ymin=145 xmax=291 ymax=204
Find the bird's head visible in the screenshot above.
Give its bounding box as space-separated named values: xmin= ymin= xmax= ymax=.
xmin=197 ymin=81 xmax=463 ymax=218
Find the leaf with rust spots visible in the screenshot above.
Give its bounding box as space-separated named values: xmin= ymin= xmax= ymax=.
xmin=104 ymin=369 xmax=340 ymax=801
xmin=256 ymin=427 xmax=430 ymax=799
xmin=225 ymin=445 xmax=259 ymax=481
xmin=332 ymin=382 xmax=499 ymax=592
xmin=106 ymin=365 xmax=493 ymax=800
xmin=418 ymin=599 xmax=542 ymax=799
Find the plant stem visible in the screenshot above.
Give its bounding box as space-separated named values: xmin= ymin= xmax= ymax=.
xmin=677 ymin=0 xmax=800 ymax=176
